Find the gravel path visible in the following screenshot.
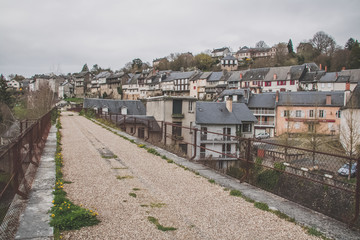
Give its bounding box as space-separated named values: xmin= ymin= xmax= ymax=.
xmin=60 ymin=112 xmax=318 ymax=240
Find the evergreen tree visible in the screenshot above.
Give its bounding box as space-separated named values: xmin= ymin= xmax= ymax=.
xmin=0 ymin=75 xmax=11 ymax=106
xmin=287 ymin=39 xmax=294 ymax=54
xmin=81 ymin=63 xmax=89 ymax=72
xmin=349 ymin=41 xmax=360 ymax=69
xmin=345 ymin=38 xmax=356 ymax=51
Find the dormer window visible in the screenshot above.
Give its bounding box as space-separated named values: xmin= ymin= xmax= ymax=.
xmin=121 ymin=106 xmax=128 ymax=115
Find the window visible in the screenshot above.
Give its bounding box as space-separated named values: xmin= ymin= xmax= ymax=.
xmin=201 ymin=127 xmax=207 ymax=140
xmin=296 ymin=110 xmax=302 ymax=118
xmin=188 ymin=101 xmax=193 ymax=112
xmin=223 ymin=127 xmax=231 ymax=140
xmin=328 ymin=83 xmax=331 ymax=88
xmin=265 ymin=81 xmax=271 ymax=86
xmin=172 ymin=122 xmax=182 ymax=138
xmin=283 ymin=110 xmax=290 ymax=117
xmin=179 ymin=144 xmax=188 ymax=154
xmin=277 ymin=80 xmax=286 ymax=86
xmin=172 ymin=99 xmax=182 ymax=114
xmin=242 ymin=123 xmax=251 ymax=133
xmin=308 ymin=123 xmax=315 ymax=132
xmin=319 ymin=110 xmax=324 ymax=118
xmin=290 ymin=80 xmax=295 ymax=85
xmin=309 ymin=110 xmax=314 ymax=118
xmin=336 ymin=110 xmax=341 ymax=118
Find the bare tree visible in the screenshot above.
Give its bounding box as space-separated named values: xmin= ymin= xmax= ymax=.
xmin=310 ymin=31 xmax=336 ymax=56
xmin=26 ymin=81 xmax=56 ymax=119
xmin=255 ymin=40 xmax=269 ymax=48
xmin=340 ymin=98 xmax=360 ymax=179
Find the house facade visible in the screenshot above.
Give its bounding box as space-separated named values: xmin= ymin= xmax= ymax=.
xmin=194 ymin=100 xmax=257 ymax=170
xmin=275 ymin=92 xmax=344 ymax=136
xmin=145 ymin=96 xmax=197 ymax=157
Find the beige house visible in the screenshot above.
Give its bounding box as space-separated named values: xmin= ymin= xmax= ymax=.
xmin=145 ymin=96 xmax=197 ymax=157
xmin=275 ymin=92 xmax=344 ymax=136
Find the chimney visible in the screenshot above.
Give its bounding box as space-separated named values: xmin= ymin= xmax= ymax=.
xmin=319 ymin=64 xmax=322 ymax=70
xmin=325 ymin=66 xmax=327 ymax=72
xmin=226 ymin=96 xmax=233 ymax=112
xmin=342 ymin=67 xmax=346 ymax=71
xmin=326 ymin=95 xmax=331 ymax=105
xmin=346 ymin=82 xmax=350 ymax=91
xmin=275 ymin=91 xmax=279 ymax=103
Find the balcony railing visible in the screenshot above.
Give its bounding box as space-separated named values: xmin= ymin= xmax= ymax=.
xmin=250 ymin=109 xmax=275 ymax=115
xmin=254 ymin=121 xmax=275 ymax=127
xmin=200 ymin=135 xmax=237 ymax=142
xmin=171 ymin=113 xmax=184 ymax=119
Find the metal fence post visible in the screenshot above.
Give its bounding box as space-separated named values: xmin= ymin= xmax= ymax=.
xmin=164 ymin=122 xmax=167 ymax=145
xmin=350 ymin=157 xmax=360 ymax=226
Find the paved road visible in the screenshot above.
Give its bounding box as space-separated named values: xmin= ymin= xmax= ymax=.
xmin=59 ymin=112 xmax=323 ymax=239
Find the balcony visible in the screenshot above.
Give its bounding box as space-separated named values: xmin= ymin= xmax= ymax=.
xmin=254 ymin=121 xmax=275 ymax=127
xmin=250 ymin=109 xmax=275 ymax=115
xmin=200 ymin=135 xmax=237 ymax=143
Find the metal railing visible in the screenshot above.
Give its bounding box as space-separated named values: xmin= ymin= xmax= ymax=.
xmin=0 ymin=108 xmax=55 ymax=238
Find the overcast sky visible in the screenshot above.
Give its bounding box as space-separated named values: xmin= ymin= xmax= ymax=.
xmin=1 ymin=0 xmax=359 ymax=78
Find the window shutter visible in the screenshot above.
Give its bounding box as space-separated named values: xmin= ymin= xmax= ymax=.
xmin=324 ymin=110 xmax=326 ymax=118
xmin=281 ymin=111 xmax=284 ymax=117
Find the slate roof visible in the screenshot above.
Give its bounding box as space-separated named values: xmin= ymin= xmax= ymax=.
xmin=95 ymin=71 xmax=111 ymax=79
xmin=343 ymin=83 xmax=360 ymax=109
xmin=208 ymin=72 xmax=224 ymax=82
xmin=163 ymin=71 xmax=196 ymax=82
xmin=222 ymin=55 xmax=237 ymax=60
xmin=113 ymin=115 xmax=161 ymax=132
xmin=289 ymin=65 xmax=306 ymax=80
xmin=212 ymin=47 xmax=229 ymax=53
xmin=338 ymin=69 xmax=360 ymax=83
xmin=242 ymin=68 xmax=270 ymax=81
xmin=199 ymin=72 xmax=212 ymax=79
xmin=301 ymin=71 xmax=326 ymax=82
xmin=83 ymin=98 xmax=146 ymax=115
xmin=318 ymin=72 xmax=338 ymax=83
xmin=196 ymin=102 xmax=257 ymax=125
xmin=247 ymin=93 xmax=276 ymax=109
xmin=277 ymin=92 xmax=344 ymax=107
xmin=227 ymin=71 xmax=242 ymax=82
xmin=264 ymin=66 xmax=291 ymax=81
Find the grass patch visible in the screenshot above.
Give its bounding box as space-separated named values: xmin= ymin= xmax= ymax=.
xmin=271 ymin=210 xmax=295 ymax=222
xmin=50 ymin=117 xmax=100 ymax=231
xmin=138 ymin=144 xmax=146 ymax=148
xmin=132 ymin=188 xmax=141 ymax=191
xmin=254 ymin=202 xmax=269 ymax=211
xmin=167 ymin=159 xmax=174 ymax=163
xmin=150 ymin=202 xmax=166 ymax=208
xmin=208 ymin=179 xmax=215 ymax=184
xmin=242 ymin=196 xmax=255 ymax=203
xmin=230 ymin=190 xmax=242 ymax=197
xmin=101 ymin=155 xmax=118 ymax=159
xmin=140 ymin=204 xmax=149 ymax=207
xmin=129 ymin=193 xmax=137 ymax=198
xmin=63 ymin=181 xmax=73 ymax=184
xmin=147 ymin=216 xmax=177 ymax=231
xmin=307 ymin=227 xmax=325 ymax=238
xmin=161 ymin=155 xmax=168 ymax=160
xmin=116 ymin=175 xmax=134 ymax=180
xmin=147 ymin=148 xmax=161 ymax=156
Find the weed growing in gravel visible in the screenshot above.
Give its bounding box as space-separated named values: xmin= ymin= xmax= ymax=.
xmin=140 ymin=204 xmax=149 ymax=207
xmin=132 ymin=188 xmax=141 ymax=191
xmin=167 ymin=159 xmax=174 ymax=163
xmin=111 ymin=167 xmax=128 ymax=170
xmin=208 ymin=179 xmax=215 ymax=184
xmin=147 ymin=148 xmax=161 ymax=156
xmin=147 ymin=216 xmax=177 ymax=231
xmin=306 ymin=227 xmax=328 ymax=239
xmin=161 ymin=155 xmax=168 ymax=160
xmin=129 ymin=193 xmax=137 ymax=198
xmin=150 ymin=202 xmax=166 ymax=208
xmin=101 ymin=155 xmax=118 ymax=159
xmin=50 ymin=117 xmax=100 ymax=231
xmin=116 ymin=175 xmax=134 ymax=180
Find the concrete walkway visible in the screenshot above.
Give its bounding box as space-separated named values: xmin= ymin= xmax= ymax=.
xmin=91 ymin=119 xmax=359 ymax=240
xmin=15 ymin=125 xmax=56 ymax=240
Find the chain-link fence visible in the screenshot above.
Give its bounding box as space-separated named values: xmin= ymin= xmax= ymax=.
xmin=0 ymin=108 xmax=55 ymax=238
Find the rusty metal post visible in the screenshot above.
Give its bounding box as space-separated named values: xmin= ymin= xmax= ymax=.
xmin=146 ymin=120 xmax=150 ymax=140
xmin=12 ymin=142 xmax=27 ymax=198
xmin=164 ymin=122 xmax=167 ymax=145
xmin=245 ymin=138 xmax=252 ymax=182
xmin=116 ymin=114 xmax=118 ymax=125
xmin=191 ymin=128 xmax=198 ymax=160
xmin=350 ymin=157 xmax=360 ymax=227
